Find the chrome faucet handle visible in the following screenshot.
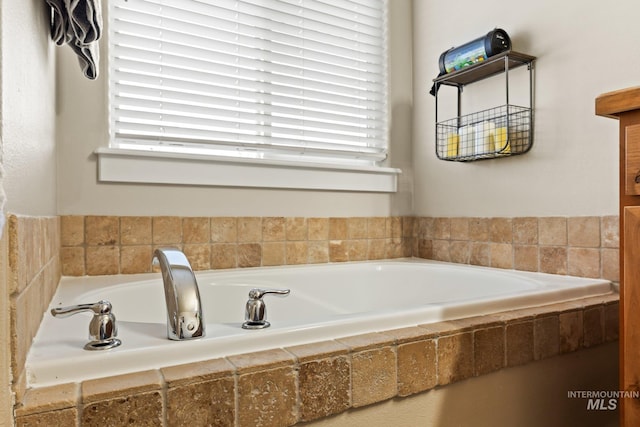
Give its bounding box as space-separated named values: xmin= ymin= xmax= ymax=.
xmin=51 ymin=300 xmax=122 ymax=351
xmin=242 ymin=288 xmax=290 ymax=330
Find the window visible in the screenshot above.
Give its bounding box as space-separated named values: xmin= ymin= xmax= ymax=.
xmin=99 ymin=0 xmax=398 ymax=191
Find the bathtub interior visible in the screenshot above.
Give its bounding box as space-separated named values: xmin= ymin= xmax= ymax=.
xmin=27 ymin=259 xmax=613 ymax=388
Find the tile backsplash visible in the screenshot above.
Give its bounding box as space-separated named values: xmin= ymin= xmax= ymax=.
xmin=60 ymin=216 xmax=414 ymax=276
xmin=60 ymin=215 xmax=619 ymax=282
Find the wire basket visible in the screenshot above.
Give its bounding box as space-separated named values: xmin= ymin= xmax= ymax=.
xmin=436 ymin=105 xmax=532 ymax=161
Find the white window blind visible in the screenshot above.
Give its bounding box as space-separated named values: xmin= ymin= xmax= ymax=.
xmin=108 ymin=0 xmax=389 ymax=167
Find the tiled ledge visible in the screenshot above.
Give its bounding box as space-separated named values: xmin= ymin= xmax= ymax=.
xmin=15 ymin=294 xmax=619 ymax=426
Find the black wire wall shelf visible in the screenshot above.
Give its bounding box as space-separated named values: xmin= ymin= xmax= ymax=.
xmin=433 ymin=51 xmax=536 ymax=162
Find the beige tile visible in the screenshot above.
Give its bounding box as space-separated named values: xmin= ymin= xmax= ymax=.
xmin=16 ymin=408 xmax=78 ymax=427
xmin=337 ymin=332 xmax=395 ymax=352
xmin=16 ymin=383 xmax=78 ymax=417
xmin=86 ymin=246 xmax=120 ymax=275
xmin=506 ymin=321 xmax=534 ymax=367
xmin=228 ymin=348 xmax=295 ymax=374
xmin=490 ymin=243 xmax=513 ymax=269
xmin=367 ymin=239 xmax=387 ymax=260
xmin=397 ymin=339 xmax=437 ymax=396
xmin=601 ymin=215 xmax=619 ymax=248
xmin=299 ymin=356 xmax=351 ymax=422
xmin=351 ymin=347 xmax=397 ymax=407
xmin=433 ymin=218 xmax=450 ymax=240
xmin=329 ymin=218 xmax=348 ymax=240
xmin=367 ymin=217 xmax=387 ymax=239
xmin=470 ymin=242 xmax=490 ymax=267
xmin=262 ymin=217 xmax=285 ymax=242
xmin=602 ymin=248 xmax=620 ymax=282
xmin=559 ymin=310 xmax=583 ymax=353
xmin=61 ymin=215 xmax=84 ymax=246
xmin=183 ymin=244 xmax=211 ymax=270
xmin=539 ymin=246 xmax=567 ymax=275
xmin=583 ymin=306 xmax=604 ymax=348
xmin=286 ymin=241 xmax=308 ymax=265
xmin=262 ymin=242 xmax=285 ymax=266
xmin=82 ymin=391 xmax=162 ymax=426
xmin=474 ymin=326 xmax=504 ymax=376
xmin=211 ymin=244 xmax=237 ymax=269
xmin=237 ymin=217 xmax=262 ymax=243
xmin=237 ymin=243 xmax=262 ymax=268
xmin=568 ymin=248 xmax=600 ymax=278
xmin=286 ymin=340 xmax=350 ymax=363
xmin=211 ymin=217 xmax=237 ymax=243
xmin=347 ymin=240 xmax=368 ymax=261
xmin=416 ymin=217 xmax=434 ymax=239
xmin=387 ymin=240 xmax=404 ymax=259
xmin=120 ymin=246 xmax=152 ymax=274
xmin=161 ymin=358 xmax=235 ymax=387
xmin=286 ymin=217 xmax=308 ymax=241
xmin=431 ymin=240 xmax=450 ymax=262
xmin=120 ymin=216 xmax=152 ymax=245
xmin=513 ymin=217 xmax=538 ymax=245
xmin=329 ymin=240 xmax=348 ymax=262
xmin=449 ymin=241 xmax=470 ymax=264
xmin=152 ymin=216 xmax=182 ymax=244
xmin=347 ymin=217 xmax=368 ymax=239
xmin=416 ymin=239 xmax=432 ymax=260
xmin=82 ymin=370 xmax=163 ymax=403
xmin=568 ymin=216 xmax=600 ymax=248
xmin=490 ymin=218 xmax=512 ymax=243
xmin=166 ymin=378 xmax=235 ymax=427
xmin=390 ymin=326 xmax=440 ymax=344
xmin=389 ymin=217 xmax=403 ymax=238
xmin=437 ymin=332 xmax=473 ymax=385
xmin=402 ymin=217 xmax=414 ymax=238
xmin=86 ymin=216 xmax=119 ymax=246
xmin=61 ymin=247 xmax=85 ymax=276
xmin=514 ymin=245 xmax=538 ymax=272
xmin=538 ymin=217 xmax=567 ymax=245
xmin=308 ymin=241 xmax=329 ymax=264
xmin=237 ymin=367 xmax=297 ymax=427
xmin=162 ymin=362 xmax=234 ymax=427
xmin=449 ymin=217 xmax=469 ymax=241
xmin=182 ymin=217 xmax=210 ymax=244
xmin=534 ymin=315 xmax=559 ymax=360
xmin=469 ymin=217 xmax=489 ymax=241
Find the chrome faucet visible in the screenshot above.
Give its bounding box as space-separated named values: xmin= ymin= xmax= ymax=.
xmin=152 ymin=248 xmax=205 ymax=340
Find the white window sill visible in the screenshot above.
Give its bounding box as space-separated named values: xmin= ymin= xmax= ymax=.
xmin=95 ymin=148 xmax=401 ymax=192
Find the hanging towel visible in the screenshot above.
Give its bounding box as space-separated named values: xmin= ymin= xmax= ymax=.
xmin=44 ymin=0 xmax=103 ymax=80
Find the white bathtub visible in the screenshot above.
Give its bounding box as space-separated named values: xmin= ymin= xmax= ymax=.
xmin=27 ymin=259 xmax=612 ymax=388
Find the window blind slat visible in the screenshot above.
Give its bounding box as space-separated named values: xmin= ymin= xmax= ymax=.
xmin=109 ymin=0 xmax=388 ymax=166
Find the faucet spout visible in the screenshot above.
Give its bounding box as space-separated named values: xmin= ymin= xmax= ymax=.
xmin=152 ymin=248 xmax=205 ymax=340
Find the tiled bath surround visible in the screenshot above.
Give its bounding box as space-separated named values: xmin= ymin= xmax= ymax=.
xmin=11 ymin=214 xmax=619 ymax=426
xmin=60 ymin=216 xmax=414 ymax=276
xmin=15 ymin=294 xmax=618 ymax=426
xmin=414 ymin=216 xmax=619 ymax=282
xmin=60 ymin=215 xmax=618 ymax=282
xmin=6 ymin=215 xmax=61 ymax=402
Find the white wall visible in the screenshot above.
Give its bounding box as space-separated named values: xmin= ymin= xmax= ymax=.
xmin=1 ymin=0 xmax=57 ymax=216
xmin=0 ymin=1 xmax=58 ymax=424
xmin=412 ymin=0 xmax=634 ymax=217
xmin=56 ymin=1 xmax=414 ymax=217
